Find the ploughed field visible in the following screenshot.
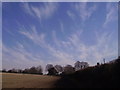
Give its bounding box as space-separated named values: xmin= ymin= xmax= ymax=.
xmin=2 ymin=73 xmax=60 ymax=88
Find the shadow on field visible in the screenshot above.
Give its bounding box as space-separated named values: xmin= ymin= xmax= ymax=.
xmin=54 ymin=75 xmax=79 ymax=88
xmin=2 ymin=58 xmax=120 ymax=89
xmin=54 ymin=58 xmax=120 ymax=88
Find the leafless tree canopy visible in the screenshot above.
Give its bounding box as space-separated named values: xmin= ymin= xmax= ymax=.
xmin=45 ymin=64 xmax=54 ymax=71
xmin=54 ymin=65 xmax=63 ymax=73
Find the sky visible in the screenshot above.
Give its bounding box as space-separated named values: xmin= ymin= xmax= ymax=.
xmin=2 ymin=2 xmax=118 ymax=70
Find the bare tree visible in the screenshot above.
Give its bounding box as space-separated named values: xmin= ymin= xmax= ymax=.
xmin=23 ymin=68 xmax=29 ymax=73
xmin=74 ymin=61 xmax=81 ymax=71
xmin=74 ymin=61 xmax=89 ymax=71
xmin=7 ymin=68 xmax=18 ymax=73
xmin=11 ymin=68 xmax=18 ymax=73
xmin=36 ymin=65 xmax=43 ymax=75
xmin=48 ymin=67 xmax=58 ymax=75
xmin=2 ymin=69 xmax=6 ymax=72
xmin=29 ymin=66 xmax=37 ymax=74
xmin=45 ymin=64 xmax=58 ymax=75
xmin=54 ymin=65 xmax=63 ymax=74
xmin=63 ymin=65 xmax=75 ymax=74
xmin=45 ymin=64 xmax=53 ymax=72
xmin=17 ymin=69 xmax=22 ymax=73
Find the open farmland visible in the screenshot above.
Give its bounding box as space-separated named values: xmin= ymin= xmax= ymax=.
xmin=2 ymin=73 xmax=60 ymax=88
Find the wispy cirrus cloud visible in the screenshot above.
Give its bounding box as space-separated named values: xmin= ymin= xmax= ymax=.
xmin=60 ymin=22 xmax=64 ymax=33
xmin=21 ymin=2 xmax=58 ymax=20
xmin=67 ymin=10 xmax=76 ymax=20
xmin=2 ymin=2 xmax=117 ymax=71
xmin=19 ymin=26 xmax=46 ymax=48
xmin=19 ymin=27 xmax=75 ymax=66
xmin=74 ymin=2 xmax=97 ymax=21
xmin=3 ymin=24 xmax=117 ymax=70
xmin=2 ymin=43 xmax=45 ymax=70
xmin=19 ymin=25 xmax=117 ymax=66
xmin=103 ymin=3 xmax=118 ymax=27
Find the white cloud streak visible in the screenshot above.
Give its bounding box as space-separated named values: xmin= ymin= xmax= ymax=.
xmin=60 ymin=22 xmax=64 ymax=33
xmin=20 ymin=27 xmax=75 ymax=66
xmin=75 ymin=2 xmax=97 ymax=21
xmin=19 ymin=26 xmax=46 ymax=48
xmin=103 ymin=3 xmax=118 ymax=27
xmin=3 ymin=24 xmax=117 ymax=71
xmin=2 ymin=43 xmax=45 ymax=70
xmin=18 ymin=25 xmax=117 ymax=66
xmin=3 ymin=3 xmax=118 ymax=70
xmin=21 ymin=2 xmax=58 ymax=20
xmin=67 ymin=10 xmax=75 ymax=20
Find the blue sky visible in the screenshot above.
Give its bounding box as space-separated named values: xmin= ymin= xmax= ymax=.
xmin=2 ymin=2 xmax=118 ymax=70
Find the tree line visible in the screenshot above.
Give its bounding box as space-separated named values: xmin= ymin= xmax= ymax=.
xmin=2 ymin=65 xmax=43 ymax=75
xmin=1 ymin=61 xmax=89 ymax=76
